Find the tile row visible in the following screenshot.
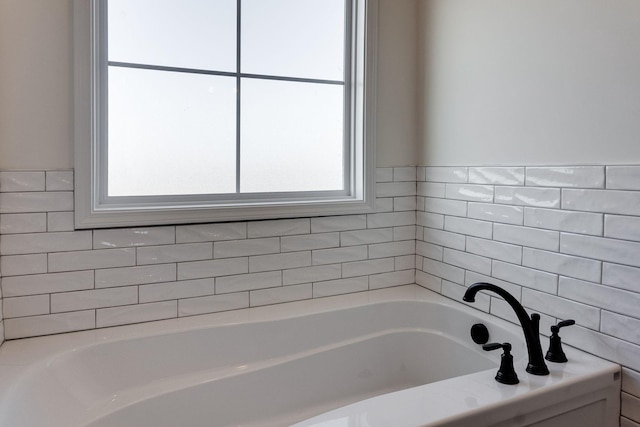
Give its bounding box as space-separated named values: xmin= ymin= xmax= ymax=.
xmin=417 ymin=165 xmax=640 ymax=190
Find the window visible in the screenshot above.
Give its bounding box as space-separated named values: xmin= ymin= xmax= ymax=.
xmin=74 ymin=0 xmax=377 ymax=228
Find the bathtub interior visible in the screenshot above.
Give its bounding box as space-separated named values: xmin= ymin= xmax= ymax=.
xmin=0 ymin=286 xmax=618 ymax=427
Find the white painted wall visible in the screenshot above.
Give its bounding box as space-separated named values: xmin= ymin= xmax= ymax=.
xmin=0 ymin=0 xmax=418 ymax=170
xmin=418 ymin=0 xmax=640 ymax=166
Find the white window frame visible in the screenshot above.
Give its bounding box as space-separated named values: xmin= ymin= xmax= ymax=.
xmin=74 ymin=0 xmax=378 ymax=229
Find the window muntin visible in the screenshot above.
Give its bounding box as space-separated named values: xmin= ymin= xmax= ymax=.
xmin=74 ymin=0 xmax=377 ymax=228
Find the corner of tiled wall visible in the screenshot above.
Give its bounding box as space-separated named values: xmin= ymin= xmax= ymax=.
xmin=0 ymin=167 xmax=416 ymax=342
xmin=414 ymin=164 xmax=640 ymax=427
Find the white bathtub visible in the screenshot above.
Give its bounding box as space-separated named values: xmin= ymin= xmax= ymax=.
xmin=0 ymin=285 xmax=620 ymax=427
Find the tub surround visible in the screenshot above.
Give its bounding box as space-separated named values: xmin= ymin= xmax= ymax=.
xmin=2 ymin=164 xmax=640 ymax=425
xmin=0 ymin=168 xmax=417 ymax=339
xmin=416 ymin=164 xmax=640 ymax=427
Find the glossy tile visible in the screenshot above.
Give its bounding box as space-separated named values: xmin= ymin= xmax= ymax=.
xmin=94 ymin=227 xmax=175 ymax=249
xmin=561 ymin=233 xmax=640 ymax=268
xmin=0 ymin=254 xmax=47 ymax=276
xmin=312 ymin=246 xmax=367 ymax=265
xmin=521 ymin=288 xmax=600 ymax=330
xmin=605 ymin=215 xmax=640 ymax=242
xmin=559 ymin=277 xmax=640 ymax=319
xmin=247 ymin=218 xmax=309 ymax=238
xmin=423 ymin=166 xmax=468 ymax=183
xmin=443 ymin=248 xmax=491 ymax=275
xmin=3 ymin=295 xmax=50 ymax=318
xmin=250 ymin=284 xmax=312 ymax=307
xmin=369 ymin=270 xmax=414 ymax=290
xmin=178 ymin=293 xmax=249 ymax=317
xmin=495 ymin=186 xmax=560 ymax=208
xmin=4 ymin=311 xmax=95 ymax=339
xmin=607 ymin=166 xmax=640 ymax=190
xmin=216 ymin=271 xmax=282 ymax=294
xmin=367 ymin=211 xmax=415 ymax=228
xmin=312 ymin=277 xmax=368 ymax=298
xmin=466 ymin=237 xmax=522 ymax=265
xmin=249 ymin=251 xmax=311 ymax=273
xmin=416 ymin=241 xmax=443 ymax=261
xmin=51 ymin=287 xmax=138 ymax=313
xmin=342 ymin=258 xmax=395 ymax=278
xmin=311 ymin=215 xmax=367 ymax=233
xmin=376 ymin=182 xmax=415 ymax=198
xmin=137 ymin=243 xmax=212 ymax=265
xmin=421 ymin=258 xmax=465 ymax=284
xmin=214 ymin=237 xmax=280 ymax=258
xmin=96 ymin=264 xmax=177 ymax=288
xmin=525 ymin=166 xmax=604 ymax=188
xmin=493 ymin=223 xmax=559 ymax=251
xmin=0 ymin=171 xmax=45 ymax=192
xmin=177 ymin=258 xmax=248 ymax=280
xmin=393 ymin=167 xmax=417 ymax=182
xmin=522 ymin=248 xmax=601 ymax=282
xmin=1 ymin=231 xmax=92 ymax=255
xmin=524 ymin=208 xmax=603 ymax=236
xmin=444 ymin=216 xmax=493 ymax=239
xmin=602 ymin=263 xmax=640 ymax=293
xmin=445 ymin=184 xmax=493 ymax=202
xmin=422 ymin=228 xmax=465 ymax=250
xmin=283 ymin=264 xmax=341 ymax=286
xmin=469 ymin=167 xmax=525 ymax=185
xmin=140 ymin=278 xmax=215 ymax=303
xmin=369 ymin=241 xmax=415 ymax=259
xmin=417 ymin=182 xmax=445 ymax=198
xmin=563 ymin=189 xmax=640 ymax=216
xmin=48 ymin=248 xmax=136 ymax=272
xmin=0 ymin=192 xmax=74 ymax=213
xmin=97 ymin=301 xmax=177 ymax=328
xmin=281 ymin=232 xmax=339 ymax=252
xmin=423 ymin=197 xmax=467 ymax=216
xmin=468 ymin=202 xmax=524 ymax=225
xmin=47 ymin=212 xmax=75 ymax=232
xmin=45 ymin=171 xmax=74 ymax=191
xmin=0 ymin=213 xmax=47 ymax=234
xmin=2 ymin=271 xmax=94 ymax=297
xmin=601 ymin=311 xmax=640 ymax=345
xmin=176 ymin=222 xmax=246 ymax=243
xmin=393 ymin=196 xmax=417 ymax=212
xmin=491 ymin=261 xmax=558 ymax=294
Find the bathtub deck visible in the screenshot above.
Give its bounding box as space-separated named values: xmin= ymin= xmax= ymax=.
xmin=0 ymin=285 xmax=621 ymax=427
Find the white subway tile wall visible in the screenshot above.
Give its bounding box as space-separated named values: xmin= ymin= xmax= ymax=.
xmin=0 ymin=168 xmax=416 ymax=342
xmin=2 ymin=165 xmax=640 ymax=425
xmin=416 ymin=165 xmax=640 ymax=427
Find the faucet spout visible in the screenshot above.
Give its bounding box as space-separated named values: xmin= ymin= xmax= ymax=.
xmin=463 ymin=282 xmax=549 ymax=376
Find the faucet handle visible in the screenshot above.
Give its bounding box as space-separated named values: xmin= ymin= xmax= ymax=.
xmin=483 ymin=342 xmax=519 ymax=385
xmin=556 ymin=319 xmax=576 ymax=329
xmin=545 ymin=319 xmax=575 ymax=363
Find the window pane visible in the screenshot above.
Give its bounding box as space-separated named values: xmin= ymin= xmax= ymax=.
xmin=108 ymin=67 xmax=237 ymax=196
xmin=242 ymin=0 xmax=346 ymax=81
xmin=108 ymin=0 xmax=236 ymax=72
xmin=240 ymin=79 xmax=344 ymax=193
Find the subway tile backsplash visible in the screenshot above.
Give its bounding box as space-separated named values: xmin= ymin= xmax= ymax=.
xmin=0 ymin=167 xmax=417 ymax=342
xmin=2 ymin=165 xmax=640 ymax=425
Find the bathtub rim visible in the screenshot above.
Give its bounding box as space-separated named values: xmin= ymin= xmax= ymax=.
xmin=0 ymin=285 xmax=621 ymax=427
